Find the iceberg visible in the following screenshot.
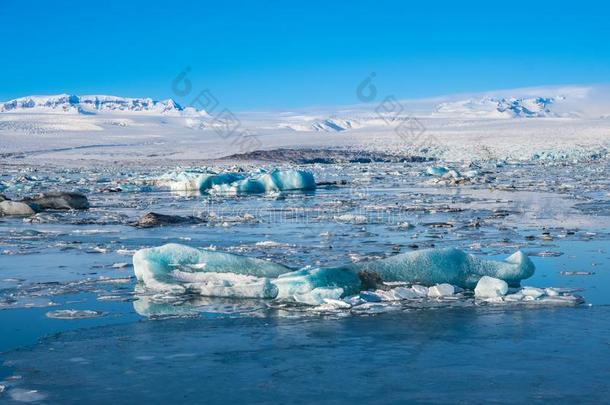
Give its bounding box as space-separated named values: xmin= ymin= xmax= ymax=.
xmin=426 ymin=166 xmax=450 ymax=176
xmin=352 ymin=248 xmax=534 ymax=289
xmin=132 ymin=243 xmax=292 ymax=292
xmin=156 ymin=168 xmax=316 ymax=194
xmin=210 ymin=169 xmax=316 ymax=194
xmin=132 ymin=244 xmax=534 ymax=302
xmin=156 ymin=169 xmax=245 ymax=193
xmin=474 ymin=276 xmax=509 ymax=299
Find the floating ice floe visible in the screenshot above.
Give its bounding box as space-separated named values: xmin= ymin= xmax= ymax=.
xmin=45 ymin=309 xmax=106 ymax=319
xmin=426 ymin=166 xmax=450 ymax=176
xmin=424 ymin=165 xmax=488 ymax=185
xmin=8 ymin=388 xmax=47 ymax=403
xmin=133 ymin=244 xmax=538 ymax=305
xmin=474 ymin=276 xmax=508 ymax=299
xmin=155 ymin=168 xmax=316 ymax=194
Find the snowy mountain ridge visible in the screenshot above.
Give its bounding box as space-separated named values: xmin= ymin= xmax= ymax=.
xmin=434 ymin=96 xmax=562 ymax=118
xmin=0 ymin=94 xmax=189 ymax=115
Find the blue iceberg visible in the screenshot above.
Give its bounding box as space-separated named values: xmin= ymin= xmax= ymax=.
xmin=133 ymin=243 xmax=291 ymax=292
xmin=426 ymin=166 xmax=450 ymax=176
xmin=157 ymin=169 xmax=245 ymax=193
xmin=157 ymin=168 xmax=316 ymax=194
xmin=211 ymin=169 xmax=316 ymax=194
xmin=132 ymin=244 xmax=534 ymax=302
xmin=351 ymin=248 xmax=535 ymax=289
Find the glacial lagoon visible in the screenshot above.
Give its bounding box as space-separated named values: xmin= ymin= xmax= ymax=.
xmin=1 ymin=160 xmax=610 ymax=403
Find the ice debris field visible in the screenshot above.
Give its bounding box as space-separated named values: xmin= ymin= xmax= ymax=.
xmin=1 ymin=154 xmax=610 ymax=403
xmin=2 ymin=159 xmax=607 ymax=321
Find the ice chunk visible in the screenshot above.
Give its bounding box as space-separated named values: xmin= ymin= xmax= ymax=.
xmin=157 ymin=168 xmax=315 ymax=194
xmin=504 ymin=293 xmax=525 ymax=302
xmin=443 ymin=169 xmax=462 ymax=179
xmin=211 ymin=169 xmax=316 ymax=194
xmin=462 ymin=169 xmax=479 ymax=178
xmin=294 ymin=287 xmax=344 ymax=305
xmin=334 ymin=214 xmax=367 ymax=224
xmin=46 ymin=309 xmax=106 ymax=319
xmin=272 ymin=267 xmax=361 ymax=302
xmin=353 ymin=248 xmax=534 ymax=289
xmin=521 ymin=287 xmax=545 ymax=299
xmin=170 ymin=270 xmax=278 ymax=299
xmin=157 ymin=169 xmax=244 ymax=192
xmin=393 ymin=287 xmax=422 ymax=300
xmin=315 ymin=298 xmax=352 ymax=310
xmin=544 ymin=288 xmax=559 ymax=297
xmin=370 ymin=287 xmax=422 ymax=301
xmin=9 ymin=388 xmax=47 ymax=402
xmin=133 ymin=243 xmax=292 ymax=292
xmin=474 ymin=276 xmax=509 ymax=299
xmin=427 ymin=283 xmax=455 ymax=297
xmin=411 ymin=285 xmax=429 ymax=296
xmin=426 ymin=166 xmax=450 ymax=176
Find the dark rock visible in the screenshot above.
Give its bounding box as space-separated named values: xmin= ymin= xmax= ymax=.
xmin=135 ymin=212 xmax=205 ymax=228
xmin=0 ymin=201 xmax=40 ymax=216
xmin=316 ymin=180 xmax=348 ymax=187
xmin=22 ymin=192 xmax=89 ymax=210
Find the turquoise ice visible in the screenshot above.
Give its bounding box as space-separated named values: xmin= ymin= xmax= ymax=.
xmin=211 ymin=169 xmax=316 ymax=194
xmin=133 ymin=243 xmax=291 ymax=292
xmin=157 ymin=168 xmax=315 ymax=194
xmin=133 ymin=244 xmax=535 ymax=302
xmin=351 ymin=248 xmax=535 ymax=289
xmin=426 ymin=166 xmax=450 ymax=176
xmin=157 ymin=169 xmax=245 ymax=193
xmin=272 ymin=267 xmax=361 ymax=303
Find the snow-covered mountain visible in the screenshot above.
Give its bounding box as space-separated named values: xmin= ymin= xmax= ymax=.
xmin=309 ymin=117 xmax=361 ymax=132
xmin=1 ymin=85 xmax=609 ymax=164
xmin=0 ymin=94 xmax=187 ymax=115
xmin=435 ymin=96 xmax=562 ymax=118
xmin=2 ymin=84 xmax=610 ymax=139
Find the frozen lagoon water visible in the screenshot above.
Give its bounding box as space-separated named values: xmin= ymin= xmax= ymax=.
xmin=1 ymin=160 xmax=610 ymax=403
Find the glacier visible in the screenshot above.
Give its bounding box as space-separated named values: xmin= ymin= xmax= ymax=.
xmin=156 ymin=168 xmax=316 ymax=194
xmin=132 ymin=244 xmax=535 ymax=303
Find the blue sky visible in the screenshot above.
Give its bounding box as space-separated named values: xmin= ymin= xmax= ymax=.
xmin=1 ymin=0 xmax=609 ymax=110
